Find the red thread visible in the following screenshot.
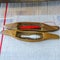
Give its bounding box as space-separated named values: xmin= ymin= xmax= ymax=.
xmin=0 ymin=3 xmax=8 ymax=54
xmin=19 ymin=26 xmax=41 ymax=30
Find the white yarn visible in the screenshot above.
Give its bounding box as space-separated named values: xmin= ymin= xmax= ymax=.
xmin=21 ymin=35 xmax=40 ymax=39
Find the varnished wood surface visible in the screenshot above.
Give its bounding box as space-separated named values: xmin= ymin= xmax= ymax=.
xmin=2 ymin=30 xmax=59 ymax=42
xmin=5 ymin=22 xmax=59 ymax=32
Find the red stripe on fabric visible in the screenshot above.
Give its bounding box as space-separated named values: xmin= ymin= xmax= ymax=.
xmin=0 ymin=3 xmax=8 ymax=54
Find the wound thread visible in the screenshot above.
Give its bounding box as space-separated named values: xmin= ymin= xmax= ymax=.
xmin=19 ymin=25 xmax=41 ymax=30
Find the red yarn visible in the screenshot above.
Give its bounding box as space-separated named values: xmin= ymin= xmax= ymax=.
xmin=19 ymin=25 xmax=41 ymax=30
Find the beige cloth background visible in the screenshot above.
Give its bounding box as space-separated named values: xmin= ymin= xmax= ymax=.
xmin=0 ymin=1 xmax=60 ymax=18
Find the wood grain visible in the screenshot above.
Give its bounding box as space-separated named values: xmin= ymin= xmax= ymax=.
xmin=2 ymin=30 xmax=59 ymax=42
xmin=5 ymin=22 xmax=59 ymax=32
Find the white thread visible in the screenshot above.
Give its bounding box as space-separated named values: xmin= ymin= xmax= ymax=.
xmin=21 ymin=35 xmax=40 ymax=39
